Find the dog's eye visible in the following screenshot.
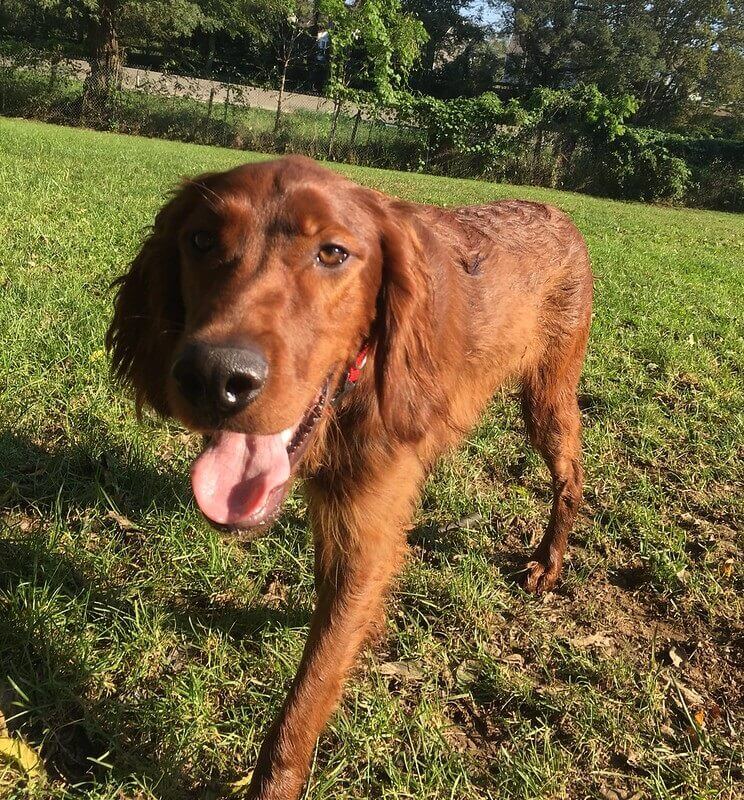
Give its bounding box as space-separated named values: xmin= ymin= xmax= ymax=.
xmin=317 ymin=244 xmax=348 ymax=267
xmin=191 ymin=230 xmax=216 ymax=253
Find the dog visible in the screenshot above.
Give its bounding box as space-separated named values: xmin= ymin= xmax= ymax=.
xmin=106 ymin=155 xmax=593 ymax=799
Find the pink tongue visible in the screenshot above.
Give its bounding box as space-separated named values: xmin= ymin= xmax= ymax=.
xmin=190 ymin=430 xmax=291 ymax=526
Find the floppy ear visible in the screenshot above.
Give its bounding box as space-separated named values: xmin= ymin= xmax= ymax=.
xmin=373 ymin=215 xmax=444 ymax=442
xmin=105 ymin=195 xmax=186 ymax=416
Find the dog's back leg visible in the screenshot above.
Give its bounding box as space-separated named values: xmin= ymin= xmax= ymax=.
xmin=520 ymin=315 xmax=590 ymax=594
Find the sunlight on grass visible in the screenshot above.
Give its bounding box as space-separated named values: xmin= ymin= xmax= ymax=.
xmin=0 ymin=118 xmax=741 ymax=799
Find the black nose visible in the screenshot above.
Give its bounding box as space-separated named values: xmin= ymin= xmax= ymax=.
xmin=171 ymin=341 xmax=268 ymax=414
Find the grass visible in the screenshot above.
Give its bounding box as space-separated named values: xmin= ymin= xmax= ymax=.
xmin=0 ymin=117 xmax=742 ymax=800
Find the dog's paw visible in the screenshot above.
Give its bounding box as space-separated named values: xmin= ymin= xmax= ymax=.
xmin=524 ymin=556 xmax=562 ymax=594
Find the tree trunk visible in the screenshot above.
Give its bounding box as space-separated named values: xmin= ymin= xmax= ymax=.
xmin=532 ymin=127 xmax=544 ymax=181
xmin=274 ymin=62 xmax=288 ymax=133
xmin=83 ymin=0 xmax=122 ymax=123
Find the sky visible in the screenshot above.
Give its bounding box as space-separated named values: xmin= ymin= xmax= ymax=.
xmin=466 ymin=1 xmax=505 ymax=27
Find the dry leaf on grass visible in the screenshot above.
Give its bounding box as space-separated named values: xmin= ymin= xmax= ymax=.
xmin=453 ymin=659 xmax=478 ymax=686
xmin=570 ymin=631 xmax=615 ymax=650
xmin=0 ymin=734 xmax=46 ymax=783
xmin=669 ymin=677 xmax=705 ymax=710
xmin=378 ymin=661 xmax=426 ymax=682
xmin=106 ymin=510 xmax=142 ymax=532
xmin=667 ymin=644 xmax=685 ymax=668
xmin=665 ymin=676 xmax=722 ymax=742
xmin=229 ymin=770 xmax=254 ymax=795
xmin=500 ymin=653 xmax=525 ymax=668
xmin=599 ymin=787 xmax=643 ymax=800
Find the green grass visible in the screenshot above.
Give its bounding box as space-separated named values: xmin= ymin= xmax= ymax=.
xmin=0 ymin=118 xmax=742 ymax=800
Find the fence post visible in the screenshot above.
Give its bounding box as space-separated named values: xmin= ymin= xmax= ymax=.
xmin=350 ymin=108 xmax=362 ymax=145
xmin=207 ymin=85 xmax=215 ymax=120
xmin=223 ymin=83 xmax=231 ymax=145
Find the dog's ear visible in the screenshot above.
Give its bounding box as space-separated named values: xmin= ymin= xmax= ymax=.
xmin=105 ymin=192 xmax=186 ymax=416
xmin=373 ymin=214 xmax=444 ymax=442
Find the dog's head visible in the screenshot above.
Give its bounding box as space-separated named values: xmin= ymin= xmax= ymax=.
xmin=106 ymin=156 xmax=442 ymax=531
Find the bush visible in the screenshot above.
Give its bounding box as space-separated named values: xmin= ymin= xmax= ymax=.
xmin=589 ymin=130 xmax=692 ymax=203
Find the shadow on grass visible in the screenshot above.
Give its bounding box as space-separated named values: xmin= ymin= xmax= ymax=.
xmin=0 ymin=535 xmax=309 ymax=797
xmin=0 ymin=428 xmax=189 ymax=523
xmin=409 ymin=517 xmax=538 ymax=592
xmin=0 ymin=428 xmax=311 ymax=797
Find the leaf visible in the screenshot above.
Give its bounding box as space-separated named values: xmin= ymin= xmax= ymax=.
xmin=671 ymin=678 xmax=705 ymax=710
xmin=0 ymin=734 xmax=46 ymax=782
xmin=106 ymin=510 xmax=141 ymax=533
xmin=229 ymin=770 xmax=254 ymax=795
xmin=570 ymin=632 xmax=614 ymax=650
xmin=453 ymin=659 xmax=478 ymax=686
xmin=440 ymin=513 xmax=485 ymax=533
xmin=378 ymin=660 xmax=425 ymax=682
xmin=501 ymin=653 xmax=525 ymax=668
xmin=667 ymin=644 xmax=685 ymax=668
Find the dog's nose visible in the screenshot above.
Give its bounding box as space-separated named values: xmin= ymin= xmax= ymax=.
xmin=171 ymin=341 xmax=268 ymax=414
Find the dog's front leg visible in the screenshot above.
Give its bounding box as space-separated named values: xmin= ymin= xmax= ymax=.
xmin=246 ymin=453 xmax=422 ymax=800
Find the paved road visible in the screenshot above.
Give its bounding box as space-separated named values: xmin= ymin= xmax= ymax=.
xmin=60 ymin=58 xmax=351 ymax=117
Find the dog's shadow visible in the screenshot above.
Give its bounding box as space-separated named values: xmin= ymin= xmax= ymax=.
xmin=0 ymin=428 xmax=309 ymax=797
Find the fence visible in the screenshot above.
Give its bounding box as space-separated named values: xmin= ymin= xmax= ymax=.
xmin=0 ymin=49 xmax=422 ymax=170
xmin=1 ymin=46 xmax=742 ymax=211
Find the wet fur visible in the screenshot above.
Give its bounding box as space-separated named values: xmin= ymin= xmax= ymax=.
xmin=106 ymin=156 xmax=593 ymax=800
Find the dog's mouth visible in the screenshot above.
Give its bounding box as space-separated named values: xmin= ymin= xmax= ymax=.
xmin=190 ymin=379 xmax=331 ymax=531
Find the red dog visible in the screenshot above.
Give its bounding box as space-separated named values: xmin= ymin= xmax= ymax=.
xmin=107 ymin=156 xmax=592 ymax=799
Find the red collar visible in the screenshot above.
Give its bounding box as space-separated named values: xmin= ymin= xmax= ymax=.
xmin=332 ymin=341 xmax=369 ymax=405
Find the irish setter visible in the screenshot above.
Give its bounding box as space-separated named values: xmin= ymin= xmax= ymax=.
xmin=106 ymin=156 xmax=593 ymax=799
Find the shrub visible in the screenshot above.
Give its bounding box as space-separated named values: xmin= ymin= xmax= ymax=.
xmin=588 ymin=130 xmax=692 ymax=203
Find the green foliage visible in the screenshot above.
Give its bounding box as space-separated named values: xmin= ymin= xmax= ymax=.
xmin=390 ymin=84 xmax=698 ymax=204
xmin=320 ymin=0 xmax=428 ymax=105
xmin=526 ymin=84 xmax=639 ymax=142
xmin=599 ymin=130 xmax=692 ymax=203
xmin=500 ymin=0 xmax=739 ymax=126
xmin=16 ymin=1 xmax=206 ymax=47
xmin=1 ymin=56 xmax=740 ymax=210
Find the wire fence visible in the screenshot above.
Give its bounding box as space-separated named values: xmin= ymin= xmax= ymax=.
xmin=0 ymin=47 xmax=425 ymax=171
xmin=2 ymin=44 xmax=742 ymax=211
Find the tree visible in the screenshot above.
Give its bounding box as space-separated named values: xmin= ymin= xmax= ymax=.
xmin=430 ymin=34 xmax=507 ymax=98
xmin=696 ymin=1 xmax=744 ymax=121
xmin=13 ymin=1 xmax=204 ymax=118
xmin=83 ymin=0 xmax=122 ymax=116
xmin=322 ymin=0 xmax=428 ymax=101
xmin=255 ymin=0 xmax=316 ymax=131
xmin=194 ymin=0 xmax=268 ymax=75
xmin=493 ymin=0 xmax=739 ymax=125
xmin=497 ymin=0 xmax=594 ymax=89
xmin=402 ymin=0 xmax=494 ymax=95
xmin=319 ymin=0 xmax=427 ymax=152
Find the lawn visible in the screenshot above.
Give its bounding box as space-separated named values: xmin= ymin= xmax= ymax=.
xmin=0 ymin=118 xmax=742 ymax=800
